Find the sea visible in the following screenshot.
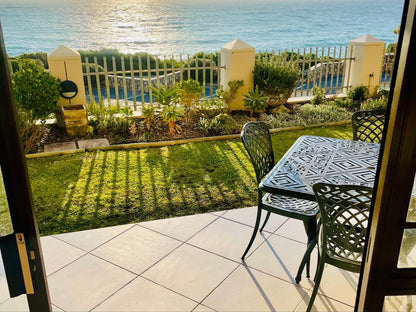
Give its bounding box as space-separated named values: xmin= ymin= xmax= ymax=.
xmin=0 ymin=0 xmax=405 ymax=57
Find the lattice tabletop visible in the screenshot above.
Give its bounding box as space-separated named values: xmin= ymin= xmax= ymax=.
xmin=260 ymin=136 xmax=380 ymax=201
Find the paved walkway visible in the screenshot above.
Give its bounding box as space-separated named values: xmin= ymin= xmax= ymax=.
xmin=0 ymin=207 xmax=408 ymax=311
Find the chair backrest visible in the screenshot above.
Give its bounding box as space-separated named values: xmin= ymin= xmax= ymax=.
xmin=351 ymin=108 xmax=386 ymax=143
xmin=313 ymin=183 xmax=373 ymax=266
xmin=241 ymin=122 xmax=274 ymax=184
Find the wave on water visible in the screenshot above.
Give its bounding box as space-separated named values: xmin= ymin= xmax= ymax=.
xmin=0 ymin=0 xmax=404 ymax=56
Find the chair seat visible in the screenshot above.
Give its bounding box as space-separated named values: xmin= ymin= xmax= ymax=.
xmin=263 ymin=193 xmax=319 ymax=217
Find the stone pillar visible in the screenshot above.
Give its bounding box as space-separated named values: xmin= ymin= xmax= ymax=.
xmin=48 ymin=45 xmax=87 ymax=107
xmin=344 ymin=35 xmax=385 ymax=95
xmin=220 ymin=39 xmax=255 ymax=111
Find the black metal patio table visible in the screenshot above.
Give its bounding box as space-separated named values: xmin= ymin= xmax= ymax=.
xmin=259 ymin=135 xmax=380 ymax=282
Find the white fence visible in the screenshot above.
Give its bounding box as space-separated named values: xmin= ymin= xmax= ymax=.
xmin=82 ymin=46 xmax=395 ymax=111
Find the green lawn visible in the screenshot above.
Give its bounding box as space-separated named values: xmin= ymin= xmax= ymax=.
xmin=22 ymin=124 xmax=352 ymax=235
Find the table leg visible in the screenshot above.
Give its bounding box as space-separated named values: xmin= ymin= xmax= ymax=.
xmin=295 ymin=218 xmax=318 ymax=283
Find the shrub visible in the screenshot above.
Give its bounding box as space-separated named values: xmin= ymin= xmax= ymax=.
xmin=254 ymin=55 xmax=298 ymax=107
xmin=149 ymin=85 xmax=178 ymax=107
xmin=88 ymin=102 xmax=132 ymax=141
xmin=197 ymin=98 xmax=227 ymax=118
xmin=217 ymin=80 xmax=244 ymax=108
xmin=161 ymin=105 xmax=183 ymax=135
xmin=176 ymin=79 xmax=202 ymax=122
xmin=13 ymin=52 xmax=48 ymax=69
xmin=260 ymin=104 xmax=351 ymax=129
xmin=244 ymin=86 xmax=269 ymax=116
xmin=361 ymin=96 xmax=388 ymax=111
xmin=310 ymin=85 xmax=326 ymax=105
xmin=347 ymin=86 xmax=369 ymax=108
xmin=142 ymin=104 xmax=157 ymax=130
xmin=196 ymin=113 xmax=239 ymax=135
xmin=17 ymin=110 xmax=47 ymax=154
xmin=296 ymin=104 xmax=351 ymax=125
xmin=11 ymin=59 xmax=61 ymax=121
xmin=331 ymin=98 xmax=355 ymax=110
xmin=259 ymin=112 xmax=296 ymax=128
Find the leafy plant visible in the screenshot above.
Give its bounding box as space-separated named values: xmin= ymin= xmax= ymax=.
xmin=17 ymin=110 xmax=47 ymax=154
xmin=296 ymin=104 xmax=351 ymax=125
xmin=254 ymin=55 xmax=298 ymax=107
xmin=243 ymin=86 xmax=269 ymax=116
xmin=197 ymin=98 xmax=227 ymax=118
xmin=176 ymin=79 xmax=202 ymax=122
xmin=347 ymin=86 xmax=369 ymax=108
xmin=88 ymin=101 xmax=132 ymax=141
xmin=361 ymin=96 xmax=388 ymax=111
xmin=142 ymin=104 xmax=157 ymax=130
xmin=196 ymin=113 xmax=239 ymax=135
xmin=310 ymin=85 xmax=327 ymax=105
xmin=260 ymin=103 xmax=351 ymax=128
xmin=217 ymin=80 xmax=244 ymax=108
xmin=161 ymin=105 xmax=183 ymax=135
xmin=11 ymin=58 xmax=61 ymax=121
xmin=149 ymin=85 xmax=178 ymax=107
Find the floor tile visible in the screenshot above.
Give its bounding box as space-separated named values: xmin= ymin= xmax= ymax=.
xmin=201 ymin=265 xmax=308 ymax=312
xmin=0 ymin=275 xmax=10 ymax=304
xmin=143 ymin=244 xmax=238 ymax=302
xmin=294 ymin=292 xmax=354 ymax=311
xmin=310 ymin=265 xmax=359 ymax=306
xmin=40 ymin=236 xmax=86 ymax=275
xmin=187 ymin=218 xmax=268 ymax=261
xmin=48 ymin=254 xmax=135 ymax=312
xmin=93 ymin=276 xmax=197 ymax=312
xmin=140 ymin=213 xmax=217 ymax=241
xmin=77 ymin=138 xmax=110 ymax=149
xmin=0 ymin=295 xmax=66 ymax=312
xmin=245 ymin=234 xmax=318 ymax=285
xmin=54 ymin=223 xmax=134 ymax=252
xmin=384 ymin=295 xmax=416 ymax=312
xmin=220 ymin=206 xmax=288 ymax=233
xmin=0 ymin=295 xmax=28 ymax=312
xmin=52 ymin=305 xmax=64 ymax=312
xmin=43 ymin=142 xmax=77 ymax=152
xmin=275 ymin=218 xmax=310 ymax=244
xmin=209 ymin=210 xmax=228 ymax=216
xmin=192 ymin=304 xmax=216 ymax=311
xmin=92 ymin=225 xmax=182 ymax=274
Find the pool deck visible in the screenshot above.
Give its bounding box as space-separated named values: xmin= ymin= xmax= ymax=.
xmin=0 ymin=206 xmax=406 ymax=311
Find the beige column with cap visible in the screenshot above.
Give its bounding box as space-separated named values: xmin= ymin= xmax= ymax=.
xmin=48 ymin=45 xmax=87 ymax=107
xmin=220 ymin=39 xmax=255 ymax=111
xmin=344 ymin=35 xmax=385 ymax=96
xmin=48 ymin=45 xmax=88 ymax=136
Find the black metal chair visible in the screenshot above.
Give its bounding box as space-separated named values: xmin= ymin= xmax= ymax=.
xmin=240 ymin=122 xmax=319 ymax=280
xmin=307 ymin=183 xmax=372 ymax=312
xmin=351 ymin=108 xmax=386 ymax=143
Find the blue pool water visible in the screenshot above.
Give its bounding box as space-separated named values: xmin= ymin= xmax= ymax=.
xmin=0 ymin=0 xmax=404 ymax=57
xmin=87 ymin=86 xmax=218 ymax=104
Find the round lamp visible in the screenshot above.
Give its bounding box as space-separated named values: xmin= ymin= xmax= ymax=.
xmin=60 ymin=80 xmax=78 ymax=99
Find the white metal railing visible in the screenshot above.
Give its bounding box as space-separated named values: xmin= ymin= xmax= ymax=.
xmin=7 ymin=43 xmax=395 ymax=112
xmin=380 ymin=52 xmax=396 ymax=90
xmin=258 ymin=46 xmax=354 ymax=98
xmin=83 ymin=53 xmax=220 ymax=111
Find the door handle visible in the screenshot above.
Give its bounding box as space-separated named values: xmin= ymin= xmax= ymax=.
xmin=15 ymin=234 xmax=34 ymax=295
xmin=0 ymin=233 xmax=35 ymax=297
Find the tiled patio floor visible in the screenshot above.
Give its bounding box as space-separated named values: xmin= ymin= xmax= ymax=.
xmin=0 ymin=206 xmax=409 ymax=311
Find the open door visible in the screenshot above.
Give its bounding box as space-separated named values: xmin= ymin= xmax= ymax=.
xmin=0 ymin=23 xmax=52 ymax=311
xmin=357 ymin=0 xmax=416 ymax=310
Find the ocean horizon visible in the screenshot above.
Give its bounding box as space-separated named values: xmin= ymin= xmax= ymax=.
xmin=0 ymin=0 xmax=405 ymax=57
